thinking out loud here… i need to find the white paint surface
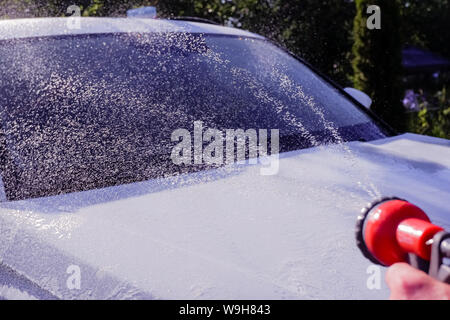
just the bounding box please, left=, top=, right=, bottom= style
left=0, top=17, right=264, bottom=41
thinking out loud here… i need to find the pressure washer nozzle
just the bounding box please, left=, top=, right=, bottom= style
left=355, top=197, right=444, bottom=266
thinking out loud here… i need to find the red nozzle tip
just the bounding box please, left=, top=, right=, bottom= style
left=396, top=218, right=444, bottom=261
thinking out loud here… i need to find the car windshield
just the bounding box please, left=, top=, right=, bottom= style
left=0, top=32, right=387, bottom=200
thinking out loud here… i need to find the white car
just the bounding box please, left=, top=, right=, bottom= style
left=0, top=16, right=448, bottom=300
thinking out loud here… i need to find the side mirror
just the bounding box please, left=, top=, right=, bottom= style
left=344, top=87, right=372, bottom=109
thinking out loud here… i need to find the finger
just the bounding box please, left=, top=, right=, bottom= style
left=386, top=262, right=431, bottom=300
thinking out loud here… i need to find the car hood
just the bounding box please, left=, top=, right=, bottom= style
left=0, top=133, right=449, bottom=299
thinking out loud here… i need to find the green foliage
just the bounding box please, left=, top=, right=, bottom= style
left=352, top=0, right=404, bottom=131
left=407, top=86, right=450, bottom=139
left=409, top=108, right=450, bottom=139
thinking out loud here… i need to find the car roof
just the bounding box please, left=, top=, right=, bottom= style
left=0, top=17, right=265, bottom=41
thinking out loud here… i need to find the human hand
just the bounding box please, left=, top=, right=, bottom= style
left=386, top=262, right=450, bottom=300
